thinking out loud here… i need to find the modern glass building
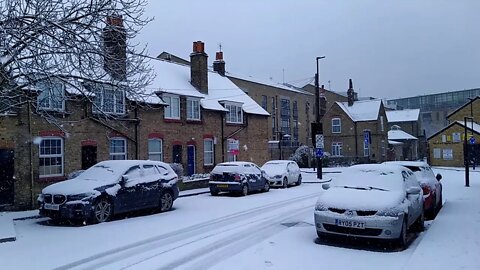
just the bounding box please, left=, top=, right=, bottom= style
left=387, top=88, right=480, bottom=137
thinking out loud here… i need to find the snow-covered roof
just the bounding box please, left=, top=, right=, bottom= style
left=455, top=120, right=480, bottom=133
left=227, top=73, right=313, bottom=96
left=150, top=60, right=269, bottom=116
left=388, top=140, right=403, bottom=145
left=388, top=129, right=418, bottom=140
left=386, top=109, right=420, bottom=123
left=336, top=99, right=382, bottom=121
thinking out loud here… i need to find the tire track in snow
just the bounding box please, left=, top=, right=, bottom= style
left=53, top=192, right=320, bottom=270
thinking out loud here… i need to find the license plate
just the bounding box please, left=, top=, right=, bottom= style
left=44, top=204, right=60, bottom=211
left=335, top=219, right=365, bottom=229
left=217, top=184, right=229, bottom=188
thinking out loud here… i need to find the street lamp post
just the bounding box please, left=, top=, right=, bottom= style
left=315, top=56, right=325, bottom=179
left=464, top=116, right=473, bottom=187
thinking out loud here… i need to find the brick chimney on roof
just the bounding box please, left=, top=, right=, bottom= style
left=103, top=15, right=126, bottom=81
left=213, top=51, right=226, bottom=76
left=347, top=79, right=355, bottom=106
left=190, top=41, right=208, bottom=94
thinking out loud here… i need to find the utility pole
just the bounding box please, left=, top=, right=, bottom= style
left=464, top=116, right=473, bottom=187
left=315, top=56, right=325, bottom=179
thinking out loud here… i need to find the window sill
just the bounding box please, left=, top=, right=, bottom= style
left=186, top=119, right=202, bottom=124
left=226, top=122, right=245, bottom=126
left=37, top=176, right=66, bottom=183
left=164, top=118, right=182, bottom=123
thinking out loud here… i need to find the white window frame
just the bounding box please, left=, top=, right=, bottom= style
left=364, top=140, right=370, bottom=157
left=381, top=139, right=386, bottom=156
left=39, top=137, right=64, bottom=177
left=164, top=94, right=180, bottom=120
left=187, top=97, right=201, bottom=121
left=37, top=81, right=65, bottom=112
left=433, top=148, right=441, bottom=159
left=224, top=102, right=243, bottom=124
left=92, top=85, right=125, bottom=115
left=204, top=138, right=214, bottom=166
left=452, top=132, right=461, bottom=143
left=148, top=139, right=163, bottom=161
left=332, top=118, right=341, bottom=133
left=442, top=148, right=453, bottom=160
left=332, top=142, right=342, bottom=157
left=380, top=116, right=385, bottom=132
left=109, top=137, right=127, bottom=160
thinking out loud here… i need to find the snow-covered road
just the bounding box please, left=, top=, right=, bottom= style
left=1, top=167, right=479, bottom=270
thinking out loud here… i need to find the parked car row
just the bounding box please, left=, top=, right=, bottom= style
left=208, top=160, right=302, bottom=196
left=314, top=162, right=442, bottom=248
left=38, top=159, right=303, bottom=224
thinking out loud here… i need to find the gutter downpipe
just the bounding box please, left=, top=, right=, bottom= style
left=28, top=100, right=34, bottom=208
left=221, top=112, right=225, bottom=162
left=134, top=106, right=139, bottom=159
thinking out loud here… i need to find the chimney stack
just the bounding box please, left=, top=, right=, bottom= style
left=190, top=41, right=208, bottom=93
left=347, top=79, right=355, bottom=106
left=213, top=51, right=226, bottom=76
left=103, top=15, right=126, bottom=81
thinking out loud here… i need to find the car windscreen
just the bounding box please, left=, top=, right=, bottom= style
left=261, top=163, right=286, bottom=174
left=76, top=164, right=124, bottom=182
left=333, top=169, right=404, bottom=191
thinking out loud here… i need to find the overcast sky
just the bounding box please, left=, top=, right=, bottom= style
left=137, top=0, right=479, bottom=100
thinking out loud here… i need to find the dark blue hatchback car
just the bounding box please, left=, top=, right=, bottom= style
left=38, top=160, right=179, bottom=224
left=208, top=162, right=270, bottom=196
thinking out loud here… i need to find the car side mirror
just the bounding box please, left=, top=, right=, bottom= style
left=120, top=175, right=129, bottom=185
left=407, top=186, right=421, bottom=195
left=436, top=174, right=442, bottom=181
left=322, top=183, right=330, bottom=190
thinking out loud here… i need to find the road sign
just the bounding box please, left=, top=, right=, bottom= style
left=316, top=148, right=324, bottom=158
left=469, top=136, right=476, bottom=144
left=315, top=134, right=324, bottom=149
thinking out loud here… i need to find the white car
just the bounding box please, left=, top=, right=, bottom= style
left=314, top=164, right=424, bottom=248
left=261, top=160, right=302, bottom=188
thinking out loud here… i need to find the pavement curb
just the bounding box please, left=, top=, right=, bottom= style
left=0, top=215, right=16, bottom=243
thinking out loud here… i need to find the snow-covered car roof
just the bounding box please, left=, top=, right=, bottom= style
left=42, top=160, right=176, bottom=195
left=262, top=160, right=294, bottom=165
left=383, top=161, right=437, bottom=187
left=211, top=162, right=258, bottom=174
left=318, top=164, right=409, bottom=211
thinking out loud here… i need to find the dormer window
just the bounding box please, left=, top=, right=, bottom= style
left=164, top=94, right=180, bottom=119
left=37, top=81, right=65, bottom=111
left=187, top=97, right=201, bottom=120
left=224, top=101, right=243, bottom=124
left=92, top=84, right=125, bottom=115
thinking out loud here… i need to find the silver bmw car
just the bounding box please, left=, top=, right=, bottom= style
left=314, top=164, right=424, bottom=247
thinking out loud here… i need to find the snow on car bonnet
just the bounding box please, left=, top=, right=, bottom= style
left=333, top=164, right=405, bottom=191
left=261, top=162, right=287, bottom=176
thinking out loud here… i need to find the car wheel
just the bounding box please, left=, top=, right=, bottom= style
left=283, top=177, right=288, bottom=189
left=160, top=190, right=174, bottom=212
left=437, top=192, right=443, bottom=212
left=93, top=198, right=112, bottom=223
left=296, top=175, right=302, bottom=186
left=263, top=181, right=270, bottom=192
left=210, top=189, right=219, bottom=196
left=241, top=184, right=249, bottom=196
left=396, top=218, right=408, bottom=248
left=413, top=210, right=425, bottom=232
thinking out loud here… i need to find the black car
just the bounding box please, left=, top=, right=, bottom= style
left=208, top=161, right=270, bottom=196
left=38, top=160, right=179, bottom=224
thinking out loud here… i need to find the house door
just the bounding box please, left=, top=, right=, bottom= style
left=81, top=145, right=97, bottom=170
left=173, top=145, right=182, bottom=164
left=0, top=149, right=14, bottom=205
left=187, top=145, right=196, bottom=176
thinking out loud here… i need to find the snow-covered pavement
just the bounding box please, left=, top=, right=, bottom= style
left=0, top=167, right=479, bottom=269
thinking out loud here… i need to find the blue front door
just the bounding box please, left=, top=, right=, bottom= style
left=187, top=145, right=196, bottom=176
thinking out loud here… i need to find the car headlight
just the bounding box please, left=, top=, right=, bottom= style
left=67, top=192, right=96, bottom=201
left=315, top=203, right=328, bottom=211
left=376, top=206, right=404, bottom=217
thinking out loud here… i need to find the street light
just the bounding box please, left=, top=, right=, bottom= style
left=315, top=56, right=325, bottom=179
left=464, top=116, right=474, bottom=187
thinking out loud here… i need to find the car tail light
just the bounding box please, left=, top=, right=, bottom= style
left=422, top=185, right=431, bottom=195
left=234, top=174, right=241, bottom=181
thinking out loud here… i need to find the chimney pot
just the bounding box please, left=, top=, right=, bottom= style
left=193, top=41, right=205, bottom=53
left=216, top=52, right=223, bottom=61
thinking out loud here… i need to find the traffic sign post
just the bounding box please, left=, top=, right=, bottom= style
left=316, top=148, right=324, bottom=158
left=469, top=136, right=475, bottom=145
